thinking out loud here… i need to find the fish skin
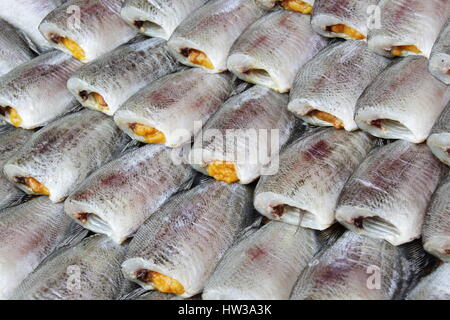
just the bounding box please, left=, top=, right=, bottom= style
left=422, top=175, right=450, bottom=262
left=167, top=0, right=267, bottom=73
left=4, top=110, right=130, bottom=203
left=254, top=128, right=375, bottom=230
left=0, top=51, right=83, bottom=129
left=336, top=140, right=446, bottom=246
left=368, top=0, right=450, bottom=58
left=355, top=56, right=449, bottom=143
left=0, top=197, right=87, bottom=299
left=0, top=20, right=35, bottom=76
left=311, top=0, right=379, bottom=40
left=39, top=0, right=137, bottom=63
left=289, top=40, right=390, bottom=131
left=202, top=221, right=322, bottom=300
left=121, top=180, right=254, bottom=298
left=227, top=10, right=328, bottom=93
left=429, top=22, right=450, bottom=85
left=114, top=68, right=233, bottom=147
left=67, top=38, right=180, bottom=116
left=427, top=103, right=450, bottom=166
left=406, top=263, right=450, bottom=300
left=121, top=0, right=208, bottom=40
left=189, top=85, right=299, bottom=185
left=65, top=144, right=195, bottom=244
left=11, top=235, right=127, bottom=300
left=0, top=0, right=66, bottom=53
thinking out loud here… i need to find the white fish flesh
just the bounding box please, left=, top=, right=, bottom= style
left=406, top=263, right=450, bottom=300
left=427, top=103, right=450, bottom=166
left=256, top=0, right=315, bottom=15
left=429, top=22, right=450, bottom=85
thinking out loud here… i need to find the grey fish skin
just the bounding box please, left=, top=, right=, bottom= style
left=114, top=69, right=233, bottom=148
left=39, top=0, right=137, bottom=63
left=0, top=51, right=83, bottom=129
left=0, top=20, right=35, bottom=76
left=368, top=0, right=450, bottom=58
left=189, top=85, right=298, bottom=185
left=0, top=0, right=66, bottom=53
left=0, top=197, right=86, bottom=299
left=227, top=10, right=328, bottom=93
left=3, top=110, right=130, bottom=203
left=336, top=140, right=446, bottom=246
left=427, top=103, right=450, bottom=166
left=429, top=22, right=450, bottom=85
left=67, top=38, right=180, bottom=116
left=167, top=0, right=267, bottom=73
left=355, top=56, right=448, bottom=143
left=0, top=127, right=33, bottom=210
left=289, top=40, right=390, bottom=131
left=121, top=180, right=254, bottom=298
left=202, top=221, right=321, bottom=300
left=311, top=0, right=379, bottom=40
left=65, top=144, right=195, bottom=244
left=406, top=263, right=450, bottom=300
left=121, top=0, right=208, bottom=40
left=422, top=175, right=450, bottom=262
left=12, top=235, right=127, bottom=300
left=254, top=129, right=375, bottom=230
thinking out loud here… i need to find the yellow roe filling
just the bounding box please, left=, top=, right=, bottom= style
left=186, top=49, right=214, bottom=69
left=20, top=177, right=50, bottom=195
left=49, top=33, right=86, bottom=61
left=129, top=123, right=166, bottom=144
left=326, top=24, right=366, bottom=40
left=92, top=92, right=109, bottom=111
left=281, top=0, right=313, bottom=14
left=207, top=161, right=239, bottom=184
left=149, top=271, right=185, bottom=295
left=307, top=110, right=344, bottom=130
left=390, top=45, right=421, bottom=56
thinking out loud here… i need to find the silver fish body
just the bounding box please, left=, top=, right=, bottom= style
left=355, top=56, right=449, bottom=143
left=121, top=180, right=254, bottom=298
left=121, top=0, right=208, bottom=40
left=227, top=10, right=328, bottom=93
left=427, top=103, right=450, bottom=166
left=422, top=175, right=450, bottom=262
left=39, top=0, right=137, bottom=62
left=368, top=0, right=450, bottom=58
left=67, top=38, right=180, bottom=116
left=4, top=110, right=130, bottom=203
left=336, top=140, right=446, bottom=246
left=114, top=68, right=233, bottom=147
left=0, top=51, right=83, bottom=129
left=254, top=129, right=375, bottom=230
left=189, top=85, right=298, bottom=185
left=429, top=22, right=450, bottom=85
left=289, top=40, right=390, bottom=131
left=0, top=197, right=86, bottom=299
left=406, top=263, right=450, bottom=300
left=167, top=0, right=266, bottom=73
left=65, top=144, right=194, bottom=244
left=12, top=235, right=127, bottom=300
left=202, top=221, right=321, bottom=300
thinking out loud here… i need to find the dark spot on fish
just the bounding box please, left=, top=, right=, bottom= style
left=0, top=106, right=6, bottom=116
left=353, top=217, right=364, bottom=229
left=79, top=90, right=89, bottom=101
left=252, top=35, right=269, bottom=48
left=128, top=123, right=137, bottom=131
left=447, top=149, right=450, bottom=157
left=270, top=204, right=285, bottom=217
left=133, top=20, right=144, bottom=29
left=74, top=212, right=91, bottom=224
left=445, top=249, right=450, bottom=255
left=180, top=48, right=190, bottom=58
left=14, top=176, right=27, bottom=186
left=315, top=259, right=353, bottom=283
left=100, top=172, right=127, bottom=187
left=136, top=269, right=150, bottom=283
left=304, top=140, right=330, bottom=161
left=48, top=33, right=62, bottom=44
left=371, top=119, right=383, bottom=129
left=247, top=246, right=266, bottom=260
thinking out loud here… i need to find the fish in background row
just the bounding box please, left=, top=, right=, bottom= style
left=427, top=103, right=450, bottom=166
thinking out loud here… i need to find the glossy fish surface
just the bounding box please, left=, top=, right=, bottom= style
left=429, top=22, right=450, bottom=85
left=427, top=103, right=450, bottom=166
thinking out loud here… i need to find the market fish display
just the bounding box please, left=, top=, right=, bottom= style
left=355, top=56, right=448, bottom=143
left=256, top=0, right=315, bottom=14
left=67, top=38, right=180, bottom=116
left=422, top=175, right=450, bottom=262
left=254, top=129, right=375, bottom=230
left=336, top=140, right=445, bottom=246
left=288, top=41, right=390, bottom=131
left=0, top=197, right=86, bottom=299
left=167, top=0, right=266, bottom=73
left=0, top=0, right=65, bottom=52
left=114, top=68, right=233, bottom=147
left=227, top=10, right=328, bottom=93
left=189, top=85, right=298, bottom=185
left=12, top=235, right=127, bottom=300
left=0, top=20, right=35, bottom=76
left=427, top=103, right=450, bottom=166
left=65, top=145, right=194, bottom=244
left=429, top=22, right=450, bottom=85
left=368, top=0, right=450, bottom=58
left=4, top=110, right=130, bottom=203
left=0, top=51, right=83, bottom=129
left=39, top=0, right=137, bottom=62
left=122, top=180, right=254, bottom=298
left=406, top=263, right=450, bottom=300
left=121, top=0, right=208, bottom=40
left=202, top=221, right=321, bottom=300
